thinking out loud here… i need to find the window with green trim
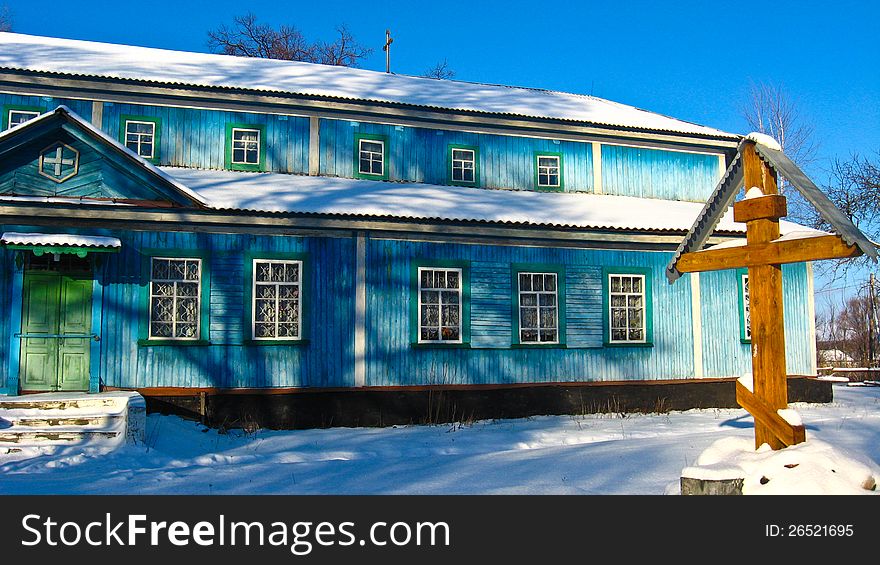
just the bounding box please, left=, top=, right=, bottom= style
left=3, top=105, right=44, bottom=130
left=535, top=153, right=563, bottom=190
left=353, top=133, right=389, bottom=180
left=417, top=267, right=463, bottom=343
left=120, top=115, right=161, bottom=162
left=251, top=259, right=303, bottom=340
left=603, top=269, right=653, bottom=345
left=225, top=124, right=266, bottom=171
left=738, top=269, right=751, bottom=343
left=448, top=145, right=479, bottom=186
left=149, top=257, right=203, bottom=340
left=516, top=272, right=560, bottom=343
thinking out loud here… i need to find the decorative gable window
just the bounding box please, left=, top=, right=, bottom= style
left=252, top=259, right=302, bottom=340
left=738, top=270, right=751, bottom=343
left=604, top=268, right=653, bottom=345
left=123, top=118, right=158, bottom=160
left=38, top=143, right=79, bottom=183
left=225, top=124, right=266, bottom=171
left=449, top=145, right=479, bottom=186
left=417, top=267, right=463, bottom=343
left=149, top=257, right=202, bottom=340
left=7, top=109, right=40, bottom=129
left=353, top=134, right=389, bottom=180
left=517, top=272, right=559, bottom=343
left=535, top=153, right=563, bottom=190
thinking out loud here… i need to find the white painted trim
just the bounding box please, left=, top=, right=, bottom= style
left=124, top=119, right=157, bottom=159
left=357, top=138, right=385, bottom=176
left=91, top=100, right=103, bottom=128
left=717, top=153, right=727, bottom=180
left=516, top=271, right=560, bottom=344
left=535, top=155, right=561, bottom=189
left=592, top=142, right=603, bottom=194
left=308, top=116, right=320, bottom=176
left=417, top=266, right=464, bottom=344
left=354, top=233, right=366, bottom=387
left=691, top=272, right=703, bottom=379
left=250, top=258, right=302, bottom=341
left=806, top=262, right=818, bottom=376
left=607, top=273, right=647, bottom=344
left=148, top=257, right=202, bottom=341
left=230, top=127, right=261, bottom=165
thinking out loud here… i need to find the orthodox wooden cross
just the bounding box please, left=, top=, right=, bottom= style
left=668, top=137, right=877, bottom=450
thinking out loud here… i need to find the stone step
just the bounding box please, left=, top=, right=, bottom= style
left=0, top=429, right=122, bottom=445
left=6, top=414, right=120, bottom=428
left=0, top=397, right=119, bottom=412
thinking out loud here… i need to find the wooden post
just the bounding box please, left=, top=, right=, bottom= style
left=742, top=142, right=787, bottom=450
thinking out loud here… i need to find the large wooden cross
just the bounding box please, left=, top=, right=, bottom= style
left=675, top=140, right=864, bottom=450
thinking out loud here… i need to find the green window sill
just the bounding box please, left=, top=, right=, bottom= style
left=138, top=339, right=212, bottom=347
left=243, top=339, right=310, bottom=346
left=741, top=339, right=752, bottom=345
left=512, top=343, right=568, bottom=349
left=411, top=342, right=471, bottom=349
left=229, top=163, right=264, bottom=172
left=603, top=342, right=654, bottom=348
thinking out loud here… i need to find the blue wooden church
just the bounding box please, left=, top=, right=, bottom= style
left=0, top=32, right=826, bottom=427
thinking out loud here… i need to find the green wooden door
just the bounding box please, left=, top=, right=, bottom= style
left=19, top=272, right=92, bottom=392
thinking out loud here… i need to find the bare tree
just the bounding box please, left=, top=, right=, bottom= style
left=0, top=6, right=12, bottom=32
left=207, top=14, right=372, bottom=67
left=741, top=81, right=818, bottom=172
left=423, top=59, right=455, bottom=80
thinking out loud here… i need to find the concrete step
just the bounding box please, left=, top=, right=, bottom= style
left=8, top=414, right=120, bottom=428
left=0, top=429, right=123, bottom=445
left=0, top=397, right=119, bottom=412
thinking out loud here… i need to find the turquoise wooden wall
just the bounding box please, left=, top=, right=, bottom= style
left=0, top=224, right=816, bottom=391
left=698, top=262, right=814, bottom=378
left=96, top=230, right=355, bottom=389
left=99, top=102, right=310, bottom=173
left=601, top=145, right=722, bottom=202
left=0, top=248, right=9, bottom=391
left=0, top=93, right=92, bottom=123
left=319, top=118, right=595, bottom=192
left=364, top=239, right=700, bottom=386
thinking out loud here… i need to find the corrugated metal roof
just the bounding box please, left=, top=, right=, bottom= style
left=0, top=32, right=737, bottom=139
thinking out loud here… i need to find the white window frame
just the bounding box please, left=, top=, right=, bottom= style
left=148, top=257, right=202, bottom=341
left=231, top=127, right=261, bottom=165
left=417, top=266, right=463, bottom=344
left=608, top=273, right=647, bottom=344
left=517, top=272, right=559, bottom=344
left=536, top=154, right=561, bottom=188
left=358, top=138, right=385, bottom=176
left=451, top=148, right=476, bottom=184
left=741, top=272, right=751, bottom=341
left=251, top=259, right=303, bottom=341
left=125, top=120, right=156, bottom=159
left=7, top=109, right=40, bottom=129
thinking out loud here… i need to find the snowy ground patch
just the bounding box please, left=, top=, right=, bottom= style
left=1, top=386, right=879, bottom=495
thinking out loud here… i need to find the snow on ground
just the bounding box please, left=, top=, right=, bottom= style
left=1, top=386, right=879, bottom=495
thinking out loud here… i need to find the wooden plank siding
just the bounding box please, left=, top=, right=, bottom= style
left=97, top=101, right=310, bottom=173
left=0, top=93, right=93, bottom=123
left=0, top=224, right=816, bottom=391
left=319, top=118, right=594, bottom=192
left=697, top=262, right=814, bottom=379
left=601, top=145, right=721, bottom=202
left=0, top=248, right=9, bottom=391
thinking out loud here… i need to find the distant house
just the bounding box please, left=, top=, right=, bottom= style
left=817, top=348, right=856, bottom=368
left=0, top=32, right=823, bottom=427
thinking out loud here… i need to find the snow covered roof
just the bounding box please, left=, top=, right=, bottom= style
left=1, top=232, right=122, bottom=249
left=0, top=32, right=736, bottom=139
left=163, top=167, right=809, bottom=235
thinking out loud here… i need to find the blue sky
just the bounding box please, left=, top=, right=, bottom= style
left=3, top=0, right=879, bottom=300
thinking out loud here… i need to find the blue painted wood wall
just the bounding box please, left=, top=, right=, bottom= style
left=99, top=102, right=310, bottom=174
left=0, top=93, right=93, bottom=123
left=601, top=145, right=722, bottom=202
left=0, top=224, right=816, bottom=391
left=698, top=263, right=814, bottom=378
left=0, top=248, right=9, bottom=391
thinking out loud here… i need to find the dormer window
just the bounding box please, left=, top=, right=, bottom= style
left=535, top=153, right=563, bottom=190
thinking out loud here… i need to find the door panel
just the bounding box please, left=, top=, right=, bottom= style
left=20, top=274, right=60, bottom=392
left=57, top=276, right=92, bottom=391
left=19, top=272, right=92, bottom=392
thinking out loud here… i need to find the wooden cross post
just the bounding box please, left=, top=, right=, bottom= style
left=676, top=140, right=865, bottom=450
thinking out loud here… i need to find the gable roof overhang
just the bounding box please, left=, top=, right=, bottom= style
left=666, top=137, right=878, bottom=282
left=0, top=105, right=208, bottom=208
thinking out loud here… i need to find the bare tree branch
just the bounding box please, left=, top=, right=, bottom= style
left=0, top=5, right=12, bottom=32
left=207, top=15, right=371, bottom=67
left=423, top=59, right=455, bottom=80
